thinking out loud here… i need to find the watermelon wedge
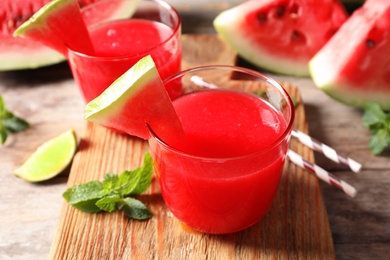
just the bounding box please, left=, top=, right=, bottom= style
left=213, top=0, right=348, bottom=76
left=309, top=0, right=390, bottom=110
left=0, top=34, right=64, bottom=71
left=85, top=55, right=183, bottom=142
left=1, top=0, right=131, bottom=71
left=0, top=0, right=67, bottom=70
left=13, top=0, right=94, bottom=57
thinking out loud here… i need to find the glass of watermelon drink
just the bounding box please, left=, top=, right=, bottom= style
left=68, top=0, right=181, bottom=102
left=148, top=66, right=295, bottom=234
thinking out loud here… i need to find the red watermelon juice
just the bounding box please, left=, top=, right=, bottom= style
left=148, top=66, right=295, bottom=234
left=68, top=0, right=181, bottom=102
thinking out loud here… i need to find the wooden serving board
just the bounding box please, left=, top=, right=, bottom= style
left=50, top=35, right=335, bottom=259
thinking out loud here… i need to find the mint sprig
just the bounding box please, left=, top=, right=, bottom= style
left=363, top=103, right=390, bottom=155
left=0, top=95, right=29, bottom=144
left=63, top=153, right=153, bottom=220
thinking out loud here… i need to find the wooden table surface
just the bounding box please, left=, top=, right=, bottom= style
left=1, top=1, right=389, bottom=259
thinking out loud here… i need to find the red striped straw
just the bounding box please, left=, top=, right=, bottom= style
left=292, top=130, right=362, bottom=173
left=287, top=150, right=357, bottom=198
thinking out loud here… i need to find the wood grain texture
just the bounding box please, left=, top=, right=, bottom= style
left=49, top=35, right=335, bottom=259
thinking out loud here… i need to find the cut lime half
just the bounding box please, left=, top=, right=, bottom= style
left=13, top=129, right=78, bottom=182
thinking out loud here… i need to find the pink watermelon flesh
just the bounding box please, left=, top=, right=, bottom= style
left=0, top=0, right=99, bottom=70
left=84, top=55, right=184, bottom=143
left=214, top=0, right=348, bottom=76
left=13, top=0, right=94, bottom=58
left=309, top=0, right=390, bottom=110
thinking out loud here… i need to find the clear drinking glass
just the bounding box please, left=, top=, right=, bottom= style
left=68, top=0, right=182, bottom=102
left=148, top=66, right=295, bottom=234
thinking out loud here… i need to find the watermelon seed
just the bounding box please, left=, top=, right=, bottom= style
left=366, top=39, right=375, bottom=48
left=291, top=30, right=306, bottom=44
left=366, top=26, right=385, bottom=49
left=274, top=6, right=286, bottom=18
left=257, top=13, right=267, bottom=23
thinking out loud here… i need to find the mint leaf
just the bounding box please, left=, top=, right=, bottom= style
left=369, top=128, right=390, bottom=155
left=0, top=123, right=8, bottom=145
left=63, top=181, right=105, bottom=213
left=0, top=95, right=5, bottom=114
left=119, top=153, right=153, bottom=196
left=363, top=103, right=390, bottom=155
left=2, top=116, right=29, bottom=133
left=363, top=103, right=388, bottom=129
left=119, top=197, right=152, bottom=220
left=102, top=173, right=120, bottom=194
left=132, top=153, right=153, bottom=194
left=96, top=194, right=121, bottom=212
left=0, top=95, right=29, bottom=144
left=116, top=169, right=141, bottom=196
left=62, top=153, right=153, bottom=220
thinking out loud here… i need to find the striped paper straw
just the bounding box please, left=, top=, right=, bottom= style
left=292, top=130, right=362, bottom=173
left=287, top=149, right=357, bottom=198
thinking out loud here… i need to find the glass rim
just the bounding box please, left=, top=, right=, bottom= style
left=149, top=65, right=296, bottom=162
left=68, top=0, right=181, bottom=60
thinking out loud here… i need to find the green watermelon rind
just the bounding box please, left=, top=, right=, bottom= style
left=0, top=46, right=65, bottom=70
left=213, top=6, right=310, bottom=77
left=310, top=76, right=390, bottom=110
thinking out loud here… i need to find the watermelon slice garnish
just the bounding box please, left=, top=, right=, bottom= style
left=13, top=0, right=94, bottom=57
left=1, top=0, right=131, bottom=71
left=213, top=0, right=348, bottom=76
left=309, top=0, right=390, bottom=110
left=84, top=55, right=184, bottom=142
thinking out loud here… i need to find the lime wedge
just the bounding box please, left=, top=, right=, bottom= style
left=13, top=129, right=78, bottom=182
